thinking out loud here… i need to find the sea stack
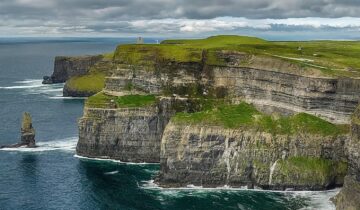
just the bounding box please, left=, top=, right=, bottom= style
left=20, top=112, right=36, bottom=148
left=0, top=112, right=36, bottom=149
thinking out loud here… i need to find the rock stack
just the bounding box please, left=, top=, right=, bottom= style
left=0, top=112, right=36, bottom=148
left=20, top=112, right=36, bottom=148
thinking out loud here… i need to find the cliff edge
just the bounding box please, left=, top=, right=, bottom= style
left=333, top=106, right=360, bottom=210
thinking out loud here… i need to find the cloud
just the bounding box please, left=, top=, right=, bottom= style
left=0, top=0, right=360, bottom=37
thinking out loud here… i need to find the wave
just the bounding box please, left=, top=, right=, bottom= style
left=141, top=181, right=338, bottom=210
left=0, top=79, right=64, bottom=96
left=0, top=79, right=44, bottom=89
left=49, top=96, right=87, bottom=100
left=104, top=170, right=119, bottom=175
left=0, top=137, right=77, bottom=152
left=14, top=79, right=43, bottom=84
left=74, top=154, right=159, bottom=165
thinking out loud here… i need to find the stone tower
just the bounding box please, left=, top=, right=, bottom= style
left=136, top=37, right=144, bottom=44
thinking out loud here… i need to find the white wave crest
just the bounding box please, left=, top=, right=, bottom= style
left=104, top=170, right=119, bottom=175
left=0, top=79, right=44, bottom=89
left=0, top=79, right=64, bottom=96
left=74, top=154, right=159, bottom=165
left=141, top=181, right=338, bottom=210
left=48, top=96, right=87, bottom=100
left=0, top=137, right=77, bottom=152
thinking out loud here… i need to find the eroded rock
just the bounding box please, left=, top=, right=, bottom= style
left=0, top=112, right=36, bottom=148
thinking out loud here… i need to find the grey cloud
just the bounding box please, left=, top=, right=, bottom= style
left=1, top=0, right=360, bottom=20
left=0, top=0, right=360, bottom=36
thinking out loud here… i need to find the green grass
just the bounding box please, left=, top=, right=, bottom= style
left=116, top=94, right=156, bottom=108
left=85, top=92, right=117, bottom=108
left=113, top=35, right=360, bottom=77
left=277, top=157, right=348, bottom=185
left=114, top=44, right=202, bottom=69
left=85, top=93, right=156, bottom=108
left=66, top=72, right=105, bottom=93
left=102, top=52, right=114, bottom=60
left=173, top=102, right=348, bottom=136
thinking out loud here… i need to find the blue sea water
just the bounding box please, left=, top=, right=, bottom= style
left=0, top=38, right=338, bottom=210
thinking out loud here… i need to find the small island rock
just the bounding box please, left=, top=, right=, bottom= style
left=0, top=112, right=36, bottom=148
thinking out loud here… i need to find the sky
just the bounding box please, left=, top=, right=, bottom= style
left=1, top=0, right=360, bottom=40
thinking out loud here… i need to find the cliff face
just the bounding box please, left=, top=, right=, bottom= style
left=105, top=51, right=360, bottom=124
left=76, top=99, right=172, bottom=163
left=211, top=64, right=360, bottom=124
left=75, top=36, right=360, bottom=192
left=158, top=122, right=348, bottom=190
left=333, top=106, right=360, bottom=210
left=43, top=55, right=103, bottom=84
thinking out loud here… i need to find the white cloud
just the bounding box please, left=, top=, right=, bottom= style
left=1, top=16, right=360, bottom=37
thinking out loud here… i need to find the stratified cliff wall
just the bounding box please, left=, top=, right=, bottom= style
left=157, top=122, right=348, bottom=190
left=333, top=106, right=360, bottom=210
left=77, top=106, right=164, bottom=163
left=76, top=97, right=176, bottom=163
left=43, top=55, right=103, bottom=84
left=104, top=51, right=360, bottom=124
left=212, top=65, right=360, bottom=124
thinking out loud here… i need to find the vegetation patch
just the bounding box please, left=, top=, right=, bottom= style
left=113, top=35, right=360, bottom=77
left=277, top=157, right=348, bottom=185
left=116, top=94, right=156, bottom=108
left=86, top=93, right=156, bottom=108
left=66, top=72, right=106, bottom=94
left=172, top=102, right=348, bottom=136
left=85, top=92, right=117, bottom=108
left=102, top=52, right=114, bottom=60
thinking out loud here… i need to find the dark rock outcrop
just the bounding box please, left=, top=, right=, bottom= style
left=1, top=112, right=36, bottom=148
left=157, top=122, right=348, bottom=190
left=42, top=55, right=102, bottom=84
left=333, top=106, right=360, bottom=210
left=63, top=83, right=95, bottom=97
left=76, top=99, right=172, bottom=163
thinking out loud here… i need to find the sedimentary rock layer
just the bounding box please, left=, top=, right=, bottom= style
left=158, top=122, right=348, bottom=190
left=212, top=66, right=360, bottom=124
left=105, top=60, right=360, bottom=124
left=43, top=55, right=102, bottom=84
left=77, top=101, right=171, bottom=163
left=333, top=106, right=360, bottom=210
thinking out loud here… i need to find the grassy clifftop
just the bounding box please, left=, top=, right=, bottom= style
left=85, top=92, right=156, bottom=108
left=114, top=35, right=360, bottom=77
left=64, top=53, right=114, bottom=95
left=173, top=102, right=349, bottom=136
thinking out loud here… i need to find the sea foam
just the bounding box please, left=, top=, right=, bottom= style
left=74, top=154, right=159, bottom=165
left=0, top=137, right=77, bottom=152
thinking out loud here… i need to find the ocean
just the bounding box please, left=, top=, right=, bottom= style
left=0, top=38, right=338, bottom=210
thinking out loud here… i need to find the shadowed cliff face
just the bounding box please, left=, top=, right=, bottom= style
left=43, top=55, right=103, bottom=84
left=333, top=106, right=360, bottom=210
left=76, top=98, right=174, bottom=163
left=157, top=122, right=348, bottom=190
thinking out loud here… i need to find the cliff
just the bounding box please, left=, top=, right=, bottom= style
left=43, top=54, right=114, bottom=97
left=75, top=35, right=360, bottom=192
left=108, top=38, right=360, bottom=124
left=43, top=55, right=103, bottom=84
left=333, top=106, right=360, bottom=210
left=157, top=103, right=348, bottom=190
left=76, top=94, right=171, bottom=162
